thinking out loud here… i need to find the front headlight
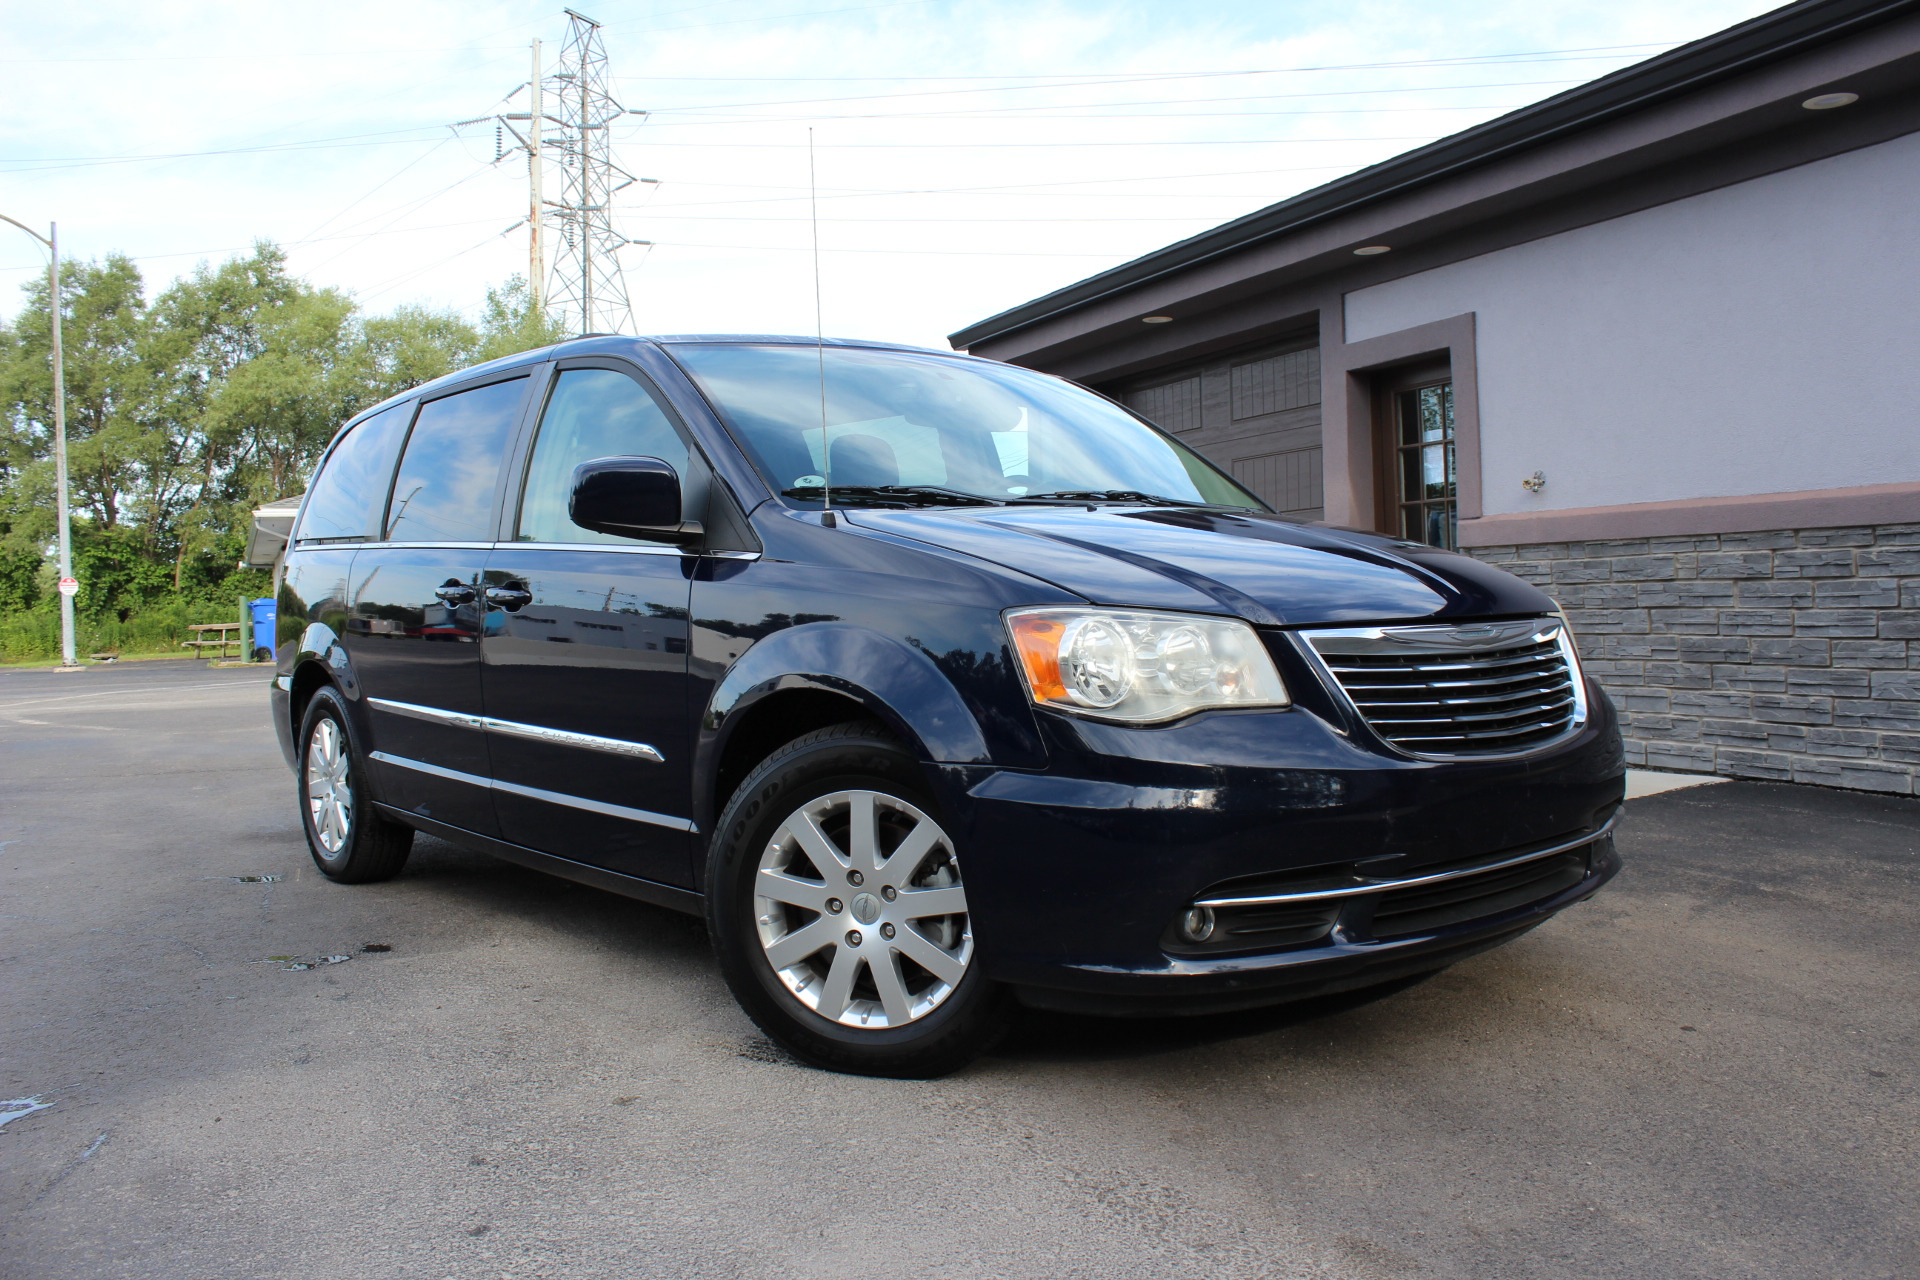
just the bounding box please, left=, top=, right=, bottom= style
left=1006, top=607, right=1290, bottom=723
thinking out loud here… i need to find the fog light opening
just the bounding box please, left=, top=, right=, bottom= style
left=1178, top=905, right=1217, bottom=943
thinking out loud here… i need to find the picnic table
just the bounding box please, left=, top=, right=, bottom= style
left=182, top=622, right=244, bottom=660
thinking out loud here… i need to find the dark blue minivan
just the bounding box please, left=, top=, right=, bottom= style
left=271, top=334, right=1623, bottom=1076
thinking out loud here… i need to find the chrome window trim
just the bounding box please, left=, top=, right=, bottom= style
left=369, top=751, right=696, bottom=833
left=325, top=538, right=756, bottom=560
left=1295, top=617, right=1588, bottom=762
left=367, top=697, right=664, bottom=762
left=344, top=541, right=497, bottom=551
left=1194, top=811, right=1618, bottom=909
left=497, top=539, right=687, bottom=557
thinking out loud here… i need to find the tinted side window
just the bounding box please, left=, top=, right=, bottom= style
left=385, top=377, right=528, bottom=542
left=516, top=367, right=691, bottom=545
left=296, top=403, right=411, bottom=542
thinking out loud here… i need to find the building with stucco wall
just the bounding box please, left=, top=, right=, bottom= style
left=951, top=0, right=1920, bottom=793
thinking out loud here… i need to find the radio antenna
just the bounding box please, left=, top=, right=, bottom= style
left=810, top=127, right=830, bottom=514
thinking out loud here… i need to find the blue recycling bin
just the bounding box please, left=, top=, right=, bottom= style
left=248, top=597, right=277, bottom=662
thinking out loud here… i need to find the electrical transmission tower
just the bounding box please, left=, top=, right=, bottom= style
left=498, top=10, right=652, bottom=336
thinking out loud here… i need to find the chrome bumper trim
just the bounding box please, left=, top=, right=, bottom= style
left=1195, top=811, right=1619, bottom=909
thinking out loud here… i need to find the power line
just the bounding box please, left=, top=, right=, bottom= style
left=632, top=0, right=931, bottom=34
left=296, top=164, right=507, bottom=276
left=612, top=43, right=1678, bottom=82
left=0, top=215, right=525, bottom=277
left=633, top=103, right=1531, bottom=126
left=609, top=135, right=1448, bottom=149
left=355, top=226, right=523, bottom=304
left=1, top=127, right=473, bottom=173
left=643, top=241, right=1124, bottom=258
left=290, top=137, right=459, bottom=246
left=639, top=75, right=1592, bottom=115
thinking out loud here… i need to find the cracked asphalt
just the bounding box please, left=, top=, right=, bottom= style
left=1, top=658, right=1916, bottom=1279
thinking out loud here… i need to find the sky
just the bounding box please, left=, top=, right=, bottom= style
left=1, top=0, right=1784, bottom=351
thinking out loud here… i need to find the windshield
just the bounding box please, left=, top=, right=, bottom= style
left=668, top=343, right=1265, bottom=510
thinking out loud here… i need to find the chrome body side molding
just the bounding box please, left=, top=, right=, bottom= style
left=367, top=697, right=664, bottom=762
left=369, top=751, right=697, bottom=833
left=481, top=716, right=666, bottom=762
left=368, top=697, right=484, bottom=731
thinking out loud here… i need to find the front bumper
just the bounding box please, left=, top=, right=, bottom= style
left=936, top=679, right=1625, bottom=1015
left=1004, top=835, right=1617, bottom=1016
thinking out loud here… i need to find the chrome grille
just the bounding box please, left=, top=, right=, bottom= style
left=1304, top=619, right=1584, bottom=758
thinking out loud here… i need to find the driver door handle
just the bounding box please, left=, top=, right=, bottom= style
left=433, top=582, right=476, bottom=604
left=485, top=585, right=533, bottom=611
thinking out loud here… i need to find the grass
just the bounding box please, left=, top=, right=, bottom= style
left=0, top=650, right=218, bottom=671
left=0, top=600, right=262, bottom=666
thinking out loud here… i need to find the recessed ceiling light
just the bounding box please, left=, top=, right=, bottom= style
left=1802, top=91, right=1859, bottom=110
left=1142, top=315, right=1173, bottom=324
left=1353, top=245, right=1392, bottom=256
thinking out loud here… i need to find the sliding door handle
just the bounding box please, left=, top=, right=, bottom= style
left=485, top=586, right=533, bottom=611
left=433, top=582, right=476, bottom=604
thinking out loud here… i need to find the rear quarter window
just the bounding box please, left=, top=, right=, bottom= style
left=385, top=377, right=528, bottom=542
left=296, top=403, right=413, bottom=542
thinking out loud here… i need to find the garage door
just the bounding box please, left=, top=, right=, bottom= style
left=1119, top=336, right=1322, bottom=521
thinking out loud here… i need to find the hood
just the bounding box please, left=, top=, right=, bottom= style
left=843, top=505, right=1554, bottom=627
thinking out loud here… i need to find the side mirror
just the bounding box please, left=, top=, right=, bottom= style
left=568, top=456, right=701, bottom=543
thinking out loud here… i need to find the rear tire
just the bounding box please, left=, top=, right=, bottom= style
left=706, top=720, right=1010, bottom=1078
left=297, top=684, right=413, bottom=884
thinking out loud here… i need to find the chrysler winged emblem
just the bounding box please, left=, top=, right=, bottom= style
left=1382, top=620, right=1551, bottom=649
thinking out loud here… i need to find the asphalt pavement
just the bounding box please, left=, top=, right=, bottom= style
left=1, top=658, right=1915, bottom=1280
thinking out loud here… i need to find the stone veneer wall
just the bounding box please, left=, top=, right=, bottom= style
left=1470, top=523, right=1920, bottom=795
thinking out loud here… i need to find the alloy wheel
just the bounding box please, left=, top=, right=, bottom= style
left=305, top=718, right=353, bottom=854
left=754, top=789, right=972, bottom=1029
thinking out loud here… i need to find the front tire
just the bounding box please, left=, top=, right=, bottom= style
left=297, top=685, right=413, bottom=883
left=706, top=721, right=1010, bottom=1078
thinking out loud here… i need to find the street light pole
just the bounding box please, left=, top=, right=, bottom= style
left=1, top=213, right=77, bottom=669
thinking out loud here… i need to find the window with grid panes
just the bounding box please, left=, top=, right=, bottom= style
left=1394, top=382, right=1455, bottom=549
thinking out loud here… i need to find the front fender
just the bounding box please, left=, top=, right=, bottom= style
left=706, top=622, right=991, bottom=758
left=695, top=622, right=1002, bottom=827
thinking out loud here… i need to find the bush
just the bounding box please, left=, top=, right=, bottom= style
left=0, top=588, right=272, bottom=663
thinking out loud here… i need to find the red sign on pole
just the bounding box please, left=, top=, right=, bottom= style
left=57, top=577, right=78, bottom=596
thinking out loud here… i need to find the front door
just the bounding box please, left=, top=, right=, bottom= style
left=347, top=374, right=532, bottom=835
left=481, top=360, right=698, bottom=886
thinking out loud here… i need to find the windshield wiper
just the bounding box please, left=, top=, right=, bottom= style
left=1012, top=489, right=1202, bottom=507
left=781, top=484, right=1003, bottom=508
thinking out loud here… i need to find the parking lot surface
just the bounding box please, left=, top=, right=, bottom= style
left=1, top=658, right=1915, bottom=1279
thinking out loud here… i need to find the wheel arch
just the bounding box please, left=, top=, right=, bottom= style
left=287, top=657, right=333, bottom=746
left=694, top=622, right=995, bottom=836
left=281, top=622, right=379, bottom=791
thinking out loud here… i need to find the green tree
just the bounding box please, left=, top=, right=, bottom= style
left=148, top=243, right=366, bottom=585
left=0, top=254, right=155, bottom=544
left=475, top=275, right=568, bottom=363
left=0, top=240, right=559, bottom=659
left=358, top=303, right=478, bottom=401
